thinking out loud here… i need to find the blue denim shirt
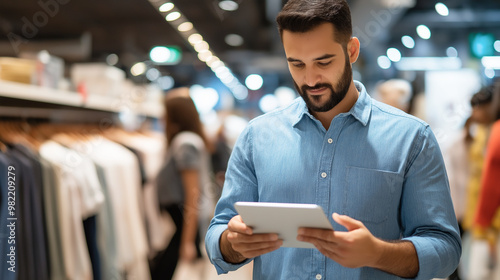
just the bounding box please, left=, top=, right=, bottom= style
left=205, top=81, right=461, bottom=280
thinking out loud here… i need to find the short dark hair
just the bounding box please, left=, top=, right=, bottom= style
left=276, top=0, right=352, bottom=46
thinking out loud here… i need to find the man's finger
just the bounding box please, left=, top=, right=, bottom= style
left=228, top=215, right=253, bottom=234
left=332, top=212, right=364, bottom=231
left=228, top=232, right=279, bottom=244
left=297, top=228, right=335, bottom=242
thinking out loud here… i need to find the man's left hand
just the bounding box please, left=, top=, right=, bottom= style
left=297, top=212, right=382, bottom=269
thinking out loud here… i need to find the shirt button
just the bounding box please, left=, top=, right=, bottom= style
left=321, top=172, right=327, bottom=178
left=316, top=274, right=322, bottom=280
left=327, top=138, right=333, bottom=144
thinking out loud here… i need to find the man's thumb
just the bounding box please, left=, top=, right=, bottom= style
left=332, top=212, right=363, bottom=231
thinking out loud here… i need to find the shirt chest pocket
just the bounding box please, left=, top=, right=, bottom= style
left=343, top=166, right=403, bottom=225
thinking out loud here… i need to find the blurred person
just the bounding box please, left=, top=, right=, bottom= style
left=444, top=87, right=496, bottom=280
left=463, top=87, right=498, bottom=232
left=210, top=121, right=232, bottom=199
left=474, top=80, right=500, bottom=279
left=374, top=79, right=413, bottom=113
left=205, top=0, right=461, bottom=279
left=150, top=88, right=214, bottom=280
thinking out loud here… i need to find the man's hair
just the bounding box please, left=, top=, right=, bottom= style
left=276, top=0, right=352, bottom=46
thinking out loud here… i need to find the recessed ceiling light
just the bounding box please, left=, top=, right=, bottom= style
left=219, top=0, right=239, bottom=11
left=387, top=48, right=401, bottom=62
left=435, top=3, right=449, bottom=16
left=225, top=34, right=244, bottom=47
left=416, top=25, right=431, bottom=40
left=446, top=47, right=458, bottom=58
left=165, top=11, right=181, bottom=21
left=188, top=33, right=203, bottom=45
left=494, top=40, right=500, bottom=53
left=377, top=55, right=391, bottom=69
left=401, top=35, right=415, bottom=49
left=131, top=62, right=147, bottom=76
left=177, top=22, right=193, bottom=32
left=159, top=3, right=174, bottom=12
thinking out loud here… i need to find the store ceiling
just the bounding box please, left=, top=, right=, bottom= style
left=0, top=0, right=499, bottom=87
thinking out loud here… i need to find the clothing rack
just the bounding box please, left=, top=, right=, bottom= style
left=0, top=80, right=164, bottom=122
left=0, top=106, right=119, bottom=123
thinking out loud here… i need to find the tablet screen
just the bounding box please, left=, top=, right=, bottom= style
left=234, top=201, right=333, bottom=248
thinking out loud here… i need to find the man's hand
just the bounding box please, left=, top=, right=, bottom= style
left=221, top=215, right=283, bottom=264
left=297, top=213, right=419, bottom=278
left=297, top=212, right=382, bottom=268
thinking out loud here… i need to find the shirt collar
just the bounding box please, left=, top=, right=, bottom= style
left=292, top=80, right=372, bottom=127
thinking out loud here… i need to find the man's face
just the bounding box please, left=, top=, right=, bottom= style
left=282, top=23, right=352, bottom=113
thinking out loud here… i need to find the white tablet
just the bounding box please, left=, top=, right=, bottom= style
left=234, top=201, right=333, bottom=248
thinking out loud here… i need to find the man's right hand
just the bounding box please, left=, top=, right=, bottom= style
left=220, top=215, right=283, bottom=264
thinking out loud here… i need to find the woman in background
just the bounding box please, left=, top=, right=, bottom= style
left=474, top=80, right=500, bottom=279
left=150, top=88, right=214, bottom=280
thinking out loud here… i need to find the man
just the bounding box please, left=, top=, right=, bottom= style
left=205, top=0, right=461, bottom=279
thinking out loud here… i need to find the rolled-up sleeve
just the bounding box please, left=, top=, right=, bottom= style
left=401, top=126, right=462, bottom=280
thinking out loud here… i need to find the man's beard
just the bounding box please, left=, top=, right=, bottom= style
left=294, top=57, right=352, bottom=113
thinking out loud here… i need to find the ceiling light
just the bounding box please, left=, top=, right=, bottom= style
left=446, top=47, right=458, bottom=58
left=387, top=48, right=401, bottom=62
left=177, top=22, right=193, bottom=32
left=485, top=68, right=495, bottom=79
left=190, top=85, right=220, bottom=114
left=146, top=68, right=161, bottom=81
left=220, top=74, right=235, bottom=85
left=197, top=50, right=213, bottom=62
left=150, top=46, right=171, bottom=63
left=159, top=2, right=174, bottom=12
left=259, top=94, right=279, bottom=113
left=495, top=40, right=500, bottom=53
left=106, top=53, right=119, bottom=66
left=377, top=55, right=391, bottom=69
left=225, top=34, right=244, bottom=47
left=401, top=35, right=415, bottom=49
left=188, top=33, right=203, bottom=45
left=245, top=74, right=263, bottom=91
left=210, top=60, right=225, bottom=70
left=481, top=56, right=500, bottom=69
left=232, top=85, right=249, bottom=100
left=274, top=86, right=296, bottom=107
left=206, top=56, right=220, bottom=67
left=416, top=25, right=431, bottom=40
left=219, top=0, right=239, bottom=11
left=395, top=57, right=462, bottom=71
left=166, top=11, right=181, bottom=21
left=435, top=3, right=449, bottom=16
left=157, top=76, right=175, bottom=90
left=131, top=62, right=147, bottom=76
left=194, top=41, right=210, bottom=52
left=215, top=66, right=230, bottom=78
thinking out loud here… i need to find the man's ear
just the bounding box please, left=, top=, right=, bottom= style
left=347, top=37, right=360, bottom=64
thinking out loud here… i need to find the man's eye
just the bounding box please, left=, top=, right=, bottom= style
left=318, top=61, right=332, bottom=66
left=292, top=63, right=305, bottom=68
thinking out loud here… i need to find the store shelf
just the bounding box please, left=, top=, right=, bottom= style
left=0, top=80, right=163, bottom=118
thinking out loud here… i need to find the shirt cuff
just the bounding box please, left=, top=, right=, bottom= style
left=205, top=224, right=253, bottom=274
left=403, top=236, right=459, bottom=280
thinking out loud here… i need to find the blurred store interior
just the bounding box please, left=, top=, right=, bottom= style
left=0, top=0, right=499, bottom=142
left=0, top=1, right=500, bottom=279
